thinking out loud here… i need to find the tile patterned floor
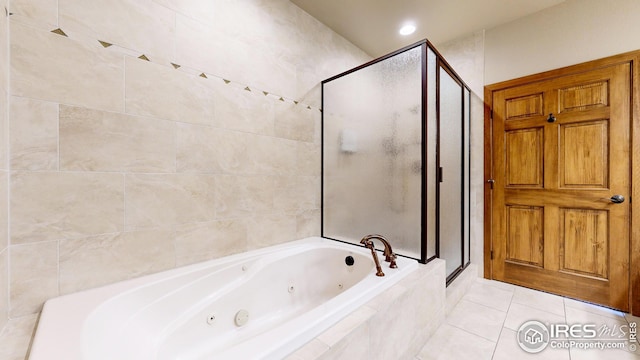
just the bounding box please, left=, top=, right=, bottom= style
left=417, top=278, right=640, bottom=360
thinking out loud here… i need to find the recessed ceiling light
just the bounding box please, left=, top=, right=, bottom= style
left=399, top=24, right=416, bottom=36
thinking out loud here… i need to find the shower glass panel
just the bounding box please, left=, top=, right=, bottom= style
left=426, top=48, right=437, bottom=260
left=439, top=66, right=463, bottom=277
left=322, top=45, right=423, bottom=259
left=463, top=88, right=471, bottom=266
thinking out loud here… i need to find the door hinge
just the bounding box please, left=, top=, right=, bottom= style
left=487, top=179, right=495, bottom=189
left=438, top=167, right=444, bottom=183
left=490, top=250, right=494, bottom=260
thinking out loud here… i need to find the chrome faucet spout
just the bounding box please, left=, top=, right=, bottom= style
left=359, top=234, right=398, bottom=276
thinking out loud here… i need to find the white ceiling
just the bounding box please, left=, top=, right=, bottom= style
left=291, top=0, right=566, bottom=57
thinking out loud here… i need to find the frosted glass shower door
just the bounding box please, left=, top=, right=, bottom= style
left=439, top=66, right=463, bottom=277
left=322, top=40, right=472, bottom=271
left=322, top=45, right=423, bottom=259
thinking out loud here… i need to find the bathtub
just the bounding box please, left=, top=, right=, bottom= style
left=29, top=237, right=418, bottom=360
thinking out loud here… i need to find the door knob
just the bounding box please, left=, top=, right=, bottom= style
left=609, top=195, right=625, bottom=204
left=547, top=113, right=556, bottom=123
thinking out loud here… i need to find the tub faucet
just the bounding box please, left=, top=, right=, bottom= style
left=359, top=234, right=398, bottom=277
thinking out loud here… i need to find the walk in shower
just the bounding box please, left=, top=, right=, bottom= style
left=322, top=40, right=471, bottom=282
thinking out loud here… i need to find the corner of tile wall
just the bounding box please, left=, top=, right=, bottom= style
left=0, top=313, right=39, bottom=360
left=445, top=263, right=479, bottom=316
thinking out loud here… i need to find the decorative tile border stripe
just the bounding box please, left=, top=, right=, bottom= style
left=42, top=24, right=322, bottom=113
left=50, top=28, right=67, bottom=37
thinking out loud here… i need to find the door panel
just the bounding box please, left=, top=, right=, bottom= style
left=506, top=205, right=544, bottom=267
left=491, top=63, right=630, bottom=311
left=559, top=208, right=608, bottom=279
left=558, top=81, right=608, bottom=113
left=559, top=121, right=608, bottom=188
left=506, top=93, right=544, bottom=119
left=505, top=128, right=544, bottom=187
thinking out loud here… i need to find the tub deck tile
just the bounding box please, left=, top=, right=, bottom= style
left=317, top=305, right=376, bottom=347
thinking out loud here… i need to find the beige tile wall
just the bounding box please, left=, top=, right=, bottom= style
left=1, top=0, right=371, bottom=356
left=0, top=0, right=9, bottom=333
left=10, top=97, right=58, bottom=170
left=11, top=22, right=126, bottom=112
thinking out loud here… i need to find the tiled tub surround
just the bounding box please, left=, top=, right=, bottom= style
left=30, top=238, right=431, bottom=360
left=286, top=258, right=445, bottom=360
left=1, top=0, right=372, bottom=357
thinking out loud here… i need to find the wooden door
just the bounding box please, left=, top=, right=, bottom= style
left=490, top=63, right=630, bottom=311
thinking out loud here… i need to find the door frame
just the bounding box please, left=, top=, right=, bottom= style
left=484, top=50, right=640, bottom=316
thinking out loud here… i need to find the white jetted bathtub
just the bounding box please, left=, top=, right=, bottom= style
left=30, top=237, right=418, bottom=360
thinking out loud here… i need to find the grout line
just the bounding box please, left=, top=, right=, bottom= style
left=445, top=321, right=499, bottom=346
left=122, top=55, right=126, bottom=115
left=566, top=297, right=573, bottom=360
left=172, top=227, right=177, bottom=269
left=56, top=240, right=60, bottom=297
left=56, top=104, right=59, bottom=170
left=5, top=0, right=11, bottom=326
left=122, top=173, right=126, bottom=241
left=173, top=115, right=178, bottom=174
left=172, top=7, right=177, bottom=70
left=56, top=101, right=61, bottom=298
left=490, top=290, right=514, bottom=360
